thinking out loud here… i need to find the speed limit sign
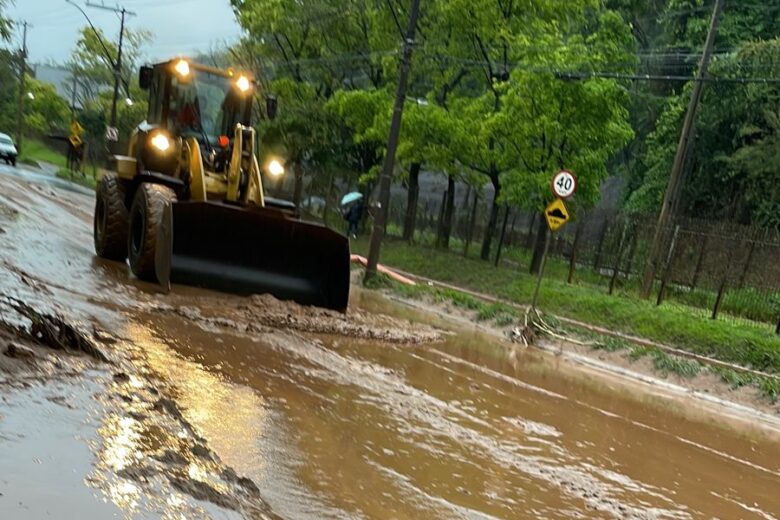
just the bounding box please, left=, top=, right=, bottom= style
left=551, top=170, right=577, bottom=199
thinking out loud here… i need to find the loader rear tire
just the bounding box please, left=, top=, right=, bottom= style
left=128, top=183, right=176, bottom=282
left=94, top=173, right=129, bottom=261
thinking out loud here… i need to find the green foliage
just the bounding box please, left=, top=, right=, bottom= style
left=594, top=337, right=630, bottom=352
left=0, top=48, right=18, bottom=132
left=24, top=76, right=69, bottom=134
left=67, top=26, right=150, bottom=152
left=622, top=17, right=780, bottom=228
left=650, top=350, right=702, bottom=378
left=19, top=140, right=67, bottom=168
left=56, top=168, right=97, bottom=190
left=0, top=0, right=10, bottom=41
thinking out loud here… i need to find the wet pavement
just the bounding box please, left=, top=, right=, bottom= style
left=1, top=163, right=779, bottom=519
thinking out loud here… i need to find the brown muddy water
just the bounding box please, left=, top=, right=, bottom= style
left=1, top=167, right=780, bottom=519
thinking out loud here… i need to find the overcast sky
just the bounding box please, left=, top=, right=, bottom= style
left=5, top=0, right=243, bottom=65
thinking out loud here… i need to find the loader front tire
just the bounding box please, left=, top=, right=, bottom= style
left=94, top=173, right=129, bottom=261
left=128, top=183, right=176, bottom=282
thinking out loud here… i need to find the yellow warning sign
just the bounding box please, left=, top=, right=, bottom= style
left=70, top=120, right=84, bottom=136
left=69, top=134, right=82, bottom=148
left=544, top=198, right=570, bottom=232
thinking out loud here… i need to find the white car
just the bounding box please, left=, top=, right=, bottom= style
left=0, top=133, right=17, bottom=166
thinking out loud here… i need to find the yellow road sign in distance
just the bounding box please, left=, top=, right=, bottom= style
left=544, top=198, right=570, bottom=232
left=70, top=121, right=84, bottom=136
left=69, top=134, right=82, bottom=148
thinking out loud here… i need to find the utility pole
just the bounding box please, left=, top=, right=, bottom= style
left=364, top=0, right=422, bottom=283
left=641, top=0, right=724, bottom=298
left=85, top=2, right=135, bottom=139
left=14, top=20, right=29, bottom=154
left=70, top=74, right=78, bottom=118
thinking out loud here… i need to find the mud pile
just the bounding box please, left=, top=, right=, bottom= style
left=148, top=292, right=443, bottom=345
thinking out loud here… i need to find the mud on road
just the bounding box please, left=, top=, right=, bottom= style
left=1, top=167, right=780, bottom=519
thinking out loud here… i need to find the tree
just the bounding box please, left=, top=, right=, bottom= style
left=622, top=2, right=780, bottom=228
left=430, top=0, right=613, bottom=260
left=494, top=10, right=635, bottom=272
left=626, top=38, right=780, bottom=228
left=23, top=76, right=69, bottom=135
left=0, top=0, right=10, bottom=42
left=67, top=26, right=150, bottom=158
left=230, top=0, right=401, bottom=207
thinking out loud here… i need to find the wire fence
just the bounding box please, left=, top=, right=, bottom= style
left=384, top=194, right=780, bottom=334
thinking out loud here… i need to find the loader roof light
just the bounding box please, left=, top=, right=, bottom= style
left=151, top=133, right=171, bottom=152
left=267, top=159, right=284, bottom=177
left=174, top=59, right=190, bottom=77
left=236, top=75, right=251, bottom=93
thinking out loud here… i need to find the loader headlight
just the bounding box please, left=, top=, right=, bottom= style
left=150, top=133, right=171, bottom=152
left=267, top=159, right=284, bottom=177
left=236, top=75, right=251, bottom=93
left=174, top=59, right=190, bottom=78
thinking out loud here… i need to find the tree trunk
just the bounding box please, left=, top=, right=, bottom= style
left=494, top=205, right=511, bottom=267
left=464, top=189, right=479, bottom=257
left=525, top=213, right=537, bottom=250
left=402, top=162, right=421, bottom=242
left=459, top=184, right=472, bottom=237
left=437, top=175, right=455, bottom=249
left=529, top=213, right=548, bottom=275
left=322, top=170, right=335, bottom=226
left=480, top=172, right=501, bottom=260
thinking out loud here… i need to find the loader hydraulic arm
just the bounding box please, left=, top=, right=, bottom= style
left=226, top=124, right=265, bottom=207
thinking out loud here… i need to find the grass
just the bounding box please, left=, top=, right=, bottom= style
left=354, top=238, right=780, bottom=374
left=19, top=139, right=67, bottom=169
left=401, top=227, right=778, bottom=325
left=56, top=168, right=98, bottom=190
left=588, top=332, right=778, bottom=401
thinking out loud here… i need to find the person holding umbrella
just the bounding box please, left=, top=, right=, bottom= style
left=341, top=192, right=364, bottom=239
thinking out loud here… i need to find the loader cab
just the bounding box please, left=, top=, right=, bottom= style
left=139, top=59, right=255, bottom=171
left=140, top=59, right=254, bottom=134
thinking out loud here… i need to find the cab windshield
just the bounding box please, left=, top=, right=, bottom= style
left=0, top=137, right=13, bottom=146
left=170, top=71, right=250, bottom=140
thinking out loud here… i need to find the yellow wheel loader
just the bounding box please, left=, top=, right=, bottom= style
left=93, top=59, right=350, bottom=311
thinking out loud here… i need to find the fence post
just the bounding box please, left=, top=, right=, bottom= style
left=712, top=277, right=727, bottom=320
left=624, top=231, right=638, bottom=280
left=656, top=224, right=680, bottom=306
left=567, top=221, right=584, bottom=284
left=593, top=218, right=609, bottom=271
left=609, top=223, right=629, bottom=295
left=691, top=233, right=709, bottom=289
left=737, top=237, right=756, bottom=288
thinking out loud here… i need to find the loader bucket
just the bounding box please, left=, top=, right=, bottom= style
left=155, top=201, right=351, bottom=311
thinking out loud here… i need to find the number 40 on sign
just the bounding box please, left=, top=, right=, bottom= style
left=552, top=170, right=577, bottom=199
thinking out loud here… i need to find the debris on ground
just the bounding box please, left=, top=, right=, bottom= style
left=146, top=292, right=443, bottom=345
left=0, top=294, right=108, bottom=362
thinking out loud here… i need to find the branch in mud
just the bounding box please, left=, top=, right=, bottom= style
left=0, top=294, right=108, bottom=362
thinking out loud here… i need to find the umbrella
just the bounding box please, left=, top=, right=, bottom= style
left=340, top=192, right=363, bottom=206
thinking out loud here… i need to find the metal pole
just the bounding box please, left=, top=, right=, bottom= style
left=364, top=0, right=421, bottom=282
left=531, top=229, right=552, bottom=311
left=641, top=0, right=724, bottom=298
left=109, top=8, right=126, bottom=130
left=15, top=21, right=29, bottom=155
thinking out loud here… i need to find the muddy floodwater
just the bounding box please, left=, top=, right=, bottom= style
left=1, top=166, right=779, bottom=519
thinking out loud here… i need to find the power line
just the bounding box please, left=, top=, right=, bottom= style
left=556, top=71, right=780, bottom=84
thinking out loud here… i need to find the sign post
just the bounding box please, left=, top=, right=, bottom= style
left=531, top=170, right=577, bottom=310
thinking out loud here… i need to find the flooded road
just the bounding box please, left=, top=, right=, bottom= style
left=1, top=165, right=779, bottom=519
